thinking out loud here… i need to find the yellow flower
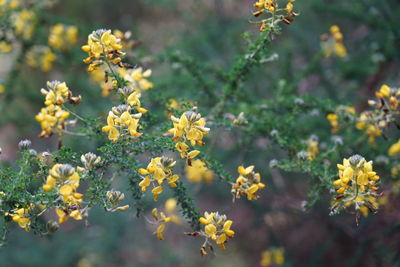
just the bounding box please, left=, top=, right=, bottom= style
left=164, top=198, right=181, bottom=224
left=89, top=68, right=116, bottom=96
left=10, top=206, right=32, bottom=232
left=102, top=105, right=142, bottom=142
left=35, top=105, right=70, bottom=137
left=26, top=46, right=57, bottom=72
left=251, top=0, right=297, bottom=31
left=199, top=211, right=234, bottom=253
left=261, top=247, right=285, bottom=266
left=120, top=67, right=154, bottom=92
left=185, top=159, right=214, bottom=183
left=35, top=80, right=80, bottom=137
left=43, top=164, right=84, bottom=224
left=138, top=156, right=179, bottom=201
left=169, top=107, right=210, bottom=162
left=12, top=9, right=36, bottom=40
left=356, top=112, right=382, bottom=144
left=150, top=201, right=180, bottom=240
left=41, top=80, right=70, bottom=106
left=0, top=84, right=5, bottom=94
left=307, top=137, right=319, bottom=161
left=331, top=155, right=380, bottom=215
left=232, top=165, right=265, bottom=200
left=125, top=90, right=147, bottom=114
left=388, top=140, right=400, bottom=156
left=81, top=29, right=124, bottom=71
left=321, top=25, right=347, bottom=58
left=376, top=84, right=391, bottom=99
left=48, top=24, right=78, bottom=51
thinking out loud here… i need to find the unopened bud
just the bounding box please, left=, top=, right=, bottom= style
left=18, top=139, right=31, bottom=150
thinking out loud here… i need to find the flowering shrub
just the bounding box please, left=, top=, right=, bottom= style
left=0, top=0, right=399, bottom=266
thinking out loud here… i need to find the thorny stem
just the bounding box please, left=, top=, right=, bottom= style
left=214, top=30, right=272, bottom=116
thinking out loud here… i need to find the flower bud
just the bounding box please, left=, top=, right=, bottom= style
left=81, top=152, right=101, bottom=171
left=18, top=139, right=31, bottom=150
left=46, top=221, right=60, bottom=233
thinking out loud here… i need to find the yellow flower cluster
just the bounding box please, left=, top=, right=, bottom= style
left=326, top=105, right=355, bottom=133
left=199, top=211, right=234, bottom=254
left=81, top=30, right=151, bottom=141
left=370, top=84, right=399, bottom=121
left=35, top=81, right=80, bottom=137
left=231, top=165, right=265, bottom=200
left=35, top=105, right=70, bottom=137
left=48, top=23, right=78, bottom=51
left=9, top=206, right=32, bottom=232
left=12, top=9, right=36, bottom=40
left=321, top=25, right=347, bottom=58
left=252, top=0, right=297, bottom=32
left=81, top=29, right=125, bottom=72
left=355, top=112, right=382, bottom=144
left=120, top=67, right=154, bottom=92
left=185, top=159, right=214, bottom=184
left=352, top=84, right=400, bottom=145
left=102, top=104, right=142, bottom=142
left=0, top=84, right=5, bottom=94
left=150, top=198, right=181, bottom=240
left=26, top=46, right=57, bottom=72
left=260, top=247, right=285, bottom=266
left=42, top=164, right=84, bottom=224
left=138, top=156, right=179, bottom=201
left=331, top=155, right=380, bottom=215
left=169, top=107, right=210, bottom=164
left=89, top=66, right=153, bottom=97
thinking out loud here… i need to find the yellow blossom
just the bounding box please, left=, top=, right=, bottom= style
left=35, top=81, right=79, bottom=137
left=185, top=159, right=214, bottom=183
left=198, top=211, right=234, bottom=253
left=321, top=25, right=347, bottom=58
left=42, top=164, right=84, bottom=223
left=232, top=165, right=265, bottom=200
left=388, top=140, right=400, bottom=156
left=120, top=67, right=153, bottom=92
left=89, top=68, right=116, bottom=96
left=307, top=137, right=319, bottom=161
left=26, top=46, right=57, bottom=72
left=102, top=105, right=142, bottom=142
left=261, top=247, right=285, bottom=266
left=48, top=24, right=78, bottom=51
left=12, top=9, right=36, bottom=40
left=150, top=200, right=180, bottom=240
left=138, top=156, right=179, bottom=201
left=331, top=155, right=380, bottom=215
left=356, top=112, right=381, bottom=144
left=252, top=0, right=297, bottom=32
left=169, top=107, right=210, bottom=163
left=35, top=105, right=70, bottom=137
left=10, top=206, right=32, bottom=232
left=81, top=29, right=124, bottom=72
